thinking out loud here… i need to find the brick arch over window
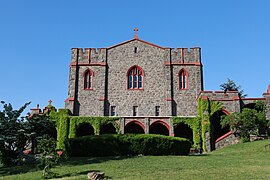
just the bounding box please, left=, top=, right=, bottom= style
left=178, top=68, right=188, bottom=90
left=149, top=121, right=170, bottom=136
left=127, top=65, right=144, bottom=90
left=125, top=120, right=145, bottom=134
left=83, top=69, right=94, bottom=90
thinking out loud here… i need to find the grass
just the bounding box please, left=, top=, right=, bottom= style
left=0, top=140, right=270, bottom=179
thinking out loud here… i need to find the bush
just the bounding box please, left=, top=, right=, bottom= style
left=67, top=134, right=191, bottom=157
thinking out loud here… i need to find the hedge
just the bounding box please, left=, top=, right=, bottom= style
left=67, top=134, right=191, bottom=156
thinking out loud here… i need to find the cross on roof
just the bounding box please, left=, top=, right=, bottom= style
left=134, top=28, right=139, bottom=39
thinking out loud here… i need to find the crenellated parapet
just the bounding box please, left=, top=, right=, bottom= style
left=70, top=48, right=107, bottom=66
left=166, top=47, right=201, bottom=65
left=199, top=90, right=240, bottom=101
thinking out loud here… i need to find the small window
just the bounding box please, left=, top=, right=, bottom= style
left=179, top=69, right=188, bottom=90
left=133, top=106, right=138, bottom=116
left=111, top=106, right=116, bottom=116
left=134, top=47, right=137, bottom=53
left=84, top=69, right=94, bottom=90
left=155, top=106, right=160, bottom=116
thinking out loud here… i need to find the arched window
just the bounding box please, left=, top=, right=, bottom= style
left=84, top=69, right=93, bottom=90
left=127, top=66, right=144, bottom=90
left=179, top=69, right=188, bottom=90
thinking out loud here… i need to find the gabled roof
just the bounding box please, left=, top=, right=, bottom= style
left=107, top=38, right=165, bottom=50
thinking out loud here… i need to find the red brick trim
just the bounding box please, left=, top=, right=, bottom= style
left=200, top=90, right=213, bottom=93
left=65, top=98, right=75, bottom=102
left=107, top=38, right=165, bottom=50
left=170, top=62, right=202, bottom=66
left=233, top=96, right=240, bottom=100
left=165, top=98, right=173, bottom=101
left=215, top=131, right=233, bottom=143
left=98, top=97, right=106, bottom=101
left=212, top=98, right=235, bottom=101
left=241, top=98, right=265, bottom=101
left=150, top=120, right=170, bottom=132
left=125, top=120, right=145, bottom=131
left=70, top=62, right=107, bottom=67
left=201, top=96, right=208, bottom=100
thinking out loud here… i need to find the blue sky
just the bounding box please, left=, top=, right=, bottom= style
left=0, top=0, right=270, bottom=113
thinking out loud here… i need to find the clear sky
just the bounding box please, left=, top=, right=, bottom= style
left=0, top=0, right=270, bottom=113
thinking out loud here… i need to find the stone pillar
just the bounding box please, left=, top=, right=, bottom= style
left=169, top=117, right=174, bottom=136
left=120, top=117, right=125, bottom=134
left=145, top=117, right=150, bottom=134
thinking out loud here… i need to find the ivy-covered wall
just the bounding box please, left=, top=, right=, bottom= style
left=197, top=98, right=224, bottom=151
left=48, top=98, right=224, bottom=152
left=49, top=109, right=120, bottom=150
left=172, top=117, right=201, bottom=150
left=69, top=116, right=120, bottom=138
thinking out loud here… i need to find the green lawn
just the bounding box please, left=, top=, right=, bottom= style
left=0, top=140, right=270, bottom=180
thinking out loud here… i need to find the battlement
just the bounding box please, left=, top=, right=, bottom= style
left=170, top=47, right=201, bottom=64
left=198, top=90, right=239, bottom=101
left=71, top=48, right=106, bottom=64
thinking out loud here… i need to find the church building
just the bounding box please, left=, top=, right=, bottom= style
left=65, top=29, right=203, bottom=136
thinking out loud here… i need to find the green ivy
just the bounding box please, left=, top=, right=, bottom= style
left=69, top=116, right=120, bottom=138
left=49, top=109, right=71, bottom=150
left=172, top=116, right=201, bottom=150
left=197, top=98, right=223, bottom=151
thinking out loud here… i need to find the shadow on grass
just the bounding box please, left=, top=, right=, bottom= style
left=61, top=155, right=136, bottom=166
left=0, top=156, right=135, bottom=177
left=0, top=164, right=37, bottom=176
left=188, top=154, right=209, bottom=157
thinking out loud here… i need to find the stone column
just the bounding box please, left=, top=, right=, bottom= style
left=120, top=117, right=125, bottom=134
left=145, top=117, right=150, bottom=134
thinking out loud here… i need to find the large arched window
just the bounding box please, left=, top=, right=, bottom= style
left=127, top=66, right=144, bottom=90
left=179, top=69, right=188, bottom=90
left=84, top=69, right=93, bottom=90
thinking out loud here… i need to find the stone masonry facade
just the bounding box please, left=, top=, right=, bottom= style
left=62, top=33, right=270, bottom=142
left=65, top=37, right=203, bottom=118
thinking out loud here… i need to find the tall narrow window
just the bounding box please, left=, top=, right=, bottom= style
left=134, top=47, right=137, bottom=53
left=179, top=69, right=188, bottom=90
left=111, top=106, right=116, bottom=116
left=127, top=66, right=144, bottom=90
left=133, top=106, right=138, bottom=116
left=155, top=106, right=160, bottom=116
left=84, top=69, right=93, bottom=90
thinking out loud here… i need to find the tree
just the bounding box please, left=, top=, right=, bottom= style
left=0, top=101, right=56, bottom=166
left=220, top=78, right=247, bottom=98
left=0, top=101, right=30, bottom=166
left=221, top=101, right=269, bottom=142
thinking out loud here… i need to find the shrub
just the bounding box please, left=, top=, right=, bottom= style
left=67, top=134, right=191, bottom=157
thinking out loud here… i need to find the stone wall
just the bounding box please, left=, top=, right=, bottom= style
left=65, top=38, right=203, bottom=117
left=199, top=91, right=241, bottom=113
left=215, top=131, right=240, bottom=150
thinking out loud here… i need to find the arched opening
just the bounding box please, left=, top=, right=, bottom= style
left=76, top=123, right=94, bottom=137
left=210, top=110, right=230, bottom=148
left=149, top=121, right=169, bottom=136
left=178, top=68, right=188, bottom=90
left=127, top=65, right=144, bottom=90
left=51, top=127, right=57, bottom=140
left=242, top=103, right=256, bottom=110
left=174, top=123, right=193, bottom=143
left=100, top=123, right=117, bottom=134
left=125, top=121, right=145, bottom=134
